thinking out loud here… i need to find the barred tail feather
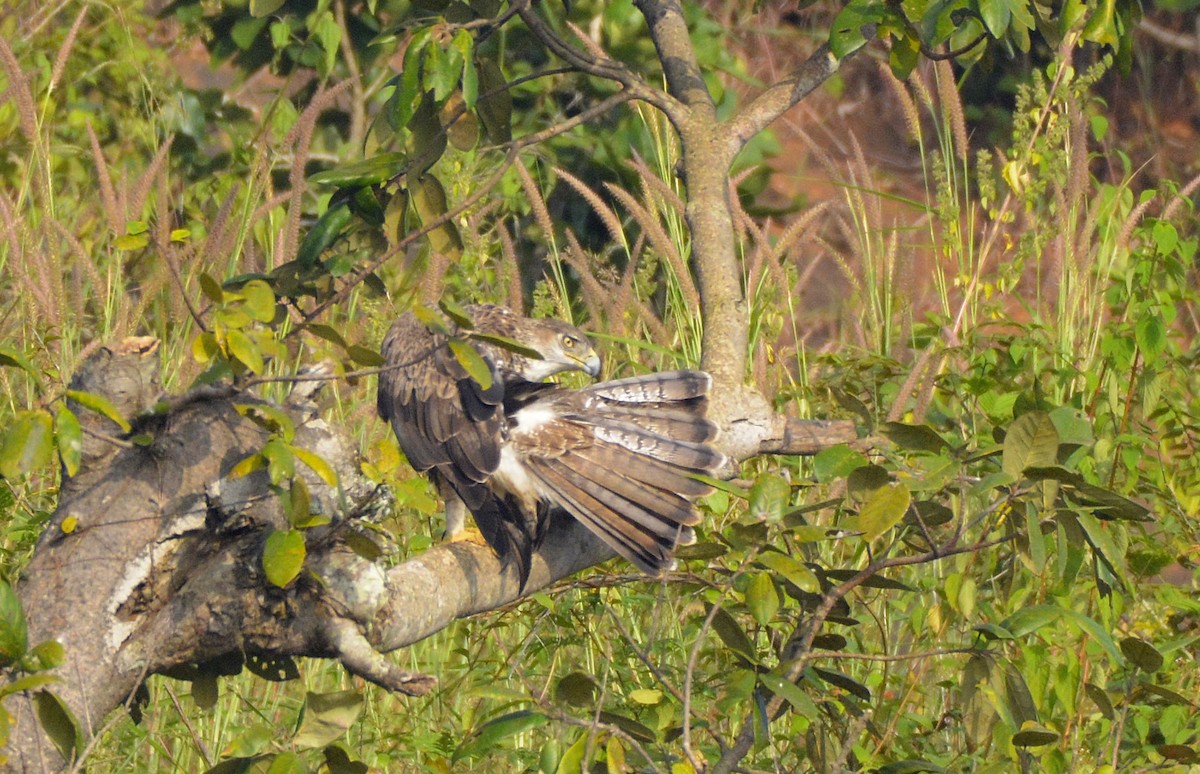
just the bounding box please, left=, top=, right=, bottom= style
left=583, top=370, right=712, bottom=403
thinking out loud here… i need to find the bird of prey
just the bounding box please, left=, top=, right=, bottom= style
left=377, top=304, right=724, bottom=586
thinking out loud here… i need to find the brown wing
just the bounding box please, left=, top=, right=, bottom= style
left=378, top=313, right=540, bottom=573
left=503, top=371, right=725, bottom=573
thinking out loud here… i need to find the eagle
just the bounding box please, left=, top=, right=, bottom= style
left=377, top=304, right=724, bottom=586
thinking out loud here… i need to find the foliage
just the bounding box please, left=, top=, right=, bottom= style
left=2, top=0, right=1199, bottom=771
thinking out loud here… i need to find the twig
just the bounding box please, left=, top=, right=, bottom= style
left=163, top=683, right=214, bottom=768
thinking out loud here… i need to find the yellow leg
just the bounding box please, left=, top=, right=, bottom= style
left=442, top=499, right=489, bottom=546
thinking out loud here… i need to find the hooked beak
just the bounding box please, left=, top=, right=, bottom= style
left=581, top=352, right=602, bottom=378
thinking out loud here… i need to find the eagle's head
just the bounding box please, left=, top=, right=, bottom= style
left=516, top=318, right=602, bottom=381
left=466, top=304, right=602, bottom=383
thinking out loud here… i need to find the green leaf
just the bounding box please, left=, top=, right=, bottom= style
left=1012, top=721, right=1059, bottom=747
left=0, top=410, right=55, bottom=478
left=114, top=233, right=149, bottom=250
left=223, top=724, right=274, bottom=753
left=1001, top=604, right=1061, bottom=637
left=554, top=672, right=598, bottom=707
left=1002, top=412, right=1059, bottom=479
left=978, top=0, right=1011, bottom=37
left=454, top=710, right=547, bottom=761
left=303, top=324, right=348, bottom=348
left=0, top=582, right=28, bottom=666
left=708, top=605, right=756, bottom=662
left=1003, top=664, right=1037, bottom=724
left=406, top=94, right=448, bottom=176
left=229, top=452, right=266, bottom=480
left=1073, top=512, right=1126, bottom=578
left=749, top=472, right=790, bottom=522
left=1068, top=481, right=1151, bottom=521
left=438, top=296, right=475, bottom=329
left=193, top=331, right=220, bottom=365
left=745, top=572, right=779, bottom=626
left=475, top=59, right=512, bottom=143
left=812, top=445, right=866, bottom=483
left=250, top=0, right=286, bottom=17
left=288, top=477, right=311, bottom=527
left=266, top=751, right=305, bottom=774
left=241, top=279, right=277, bottom=323
left=34, top=691, right=82, bottom=764
left=1084, top=682, right=1114, bottom=719
left=605, top=736, right=626, bottom=774
left=54, top=406, right=82, bottom=477
left=391, top=30, right=430, bottom=131
left=829, top=1, right=884, bottom=59
left=812, top=666, right=871, bottom=700
left=0, top=673, right=60, bottom=697
left=457, top=32, right=478, bottom=108
left=290, top=445, right=338, bottom=487
left=199, top=272, right=227, bottom=304
left=554, top=734, right=586, bottom=774
left=423, top=35, right=456, bottom=101
left=312, top=10, right=340, bottom=76
left=293, top=690, right=364, bottom=749
left=346, top=345, right=386, bottom=367
left=847, top=464, right=890, bottom=501
left=448, top=339, right=494, bottom=390
left=262, top=438, right=295, bottom=486
left=0, top=346, right=37, bottom=378
left=759, top=672, right=818, bottom=717
left=1120, top=637, right=1164, bottom=673
left=411, top=173, right=463, bottom=258
left=468, top=331, right=544, bottom=360
left=858, top=482, right=911, bottom=542
left=880, top=422, right=949, bottom=453
left=628, top=688, right=662, bottom=706
left=1136, top=313, right=1167, bottom=360
left=226, top=329, right=264, bottom=375
left=323, top=744, right=369, bottom=774
left=1060, top=608, right=1123, bottom=663
left=295, top=201, right=352, bottom=268
left=308, top=153, right=408, bottom=187
left=215, top=307, right=253, bottom=330
left=973, top=623, right=1014, bottom=641
left=757, top=551, right=821, bottom=593
left=263, top=529, right=306, bottom=588
left=597, top=712, right=655, bottom=742
left=25, top=640, right=64, bottom=671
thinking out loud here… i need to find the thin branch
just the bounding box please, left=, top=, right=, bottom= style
left=1138, top=17, right=1200, bottom=53
left=514, top=0, right=679, bottom=117
left=813, top=646, right=980, bottom=662
left=725, top=42, right=854, bottom=160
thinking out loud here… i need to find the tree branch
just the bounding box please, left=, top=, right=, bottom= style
left=514, top=0, right=679, bottom=118
left=724, top=43, right=843, bottom=159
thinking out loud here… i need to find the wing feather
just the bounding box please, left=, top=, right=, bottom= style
left=531, top=461, right=677, bottom=572
left=503, top=370, right=724, bottom=574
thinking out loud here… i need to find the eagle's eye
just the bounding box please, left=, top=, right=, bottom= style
left=562, top=335, right=577, bottom=349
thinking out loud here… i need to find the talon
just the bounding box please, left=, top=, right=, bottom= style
left=445, top=525, right=489, bottom=547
